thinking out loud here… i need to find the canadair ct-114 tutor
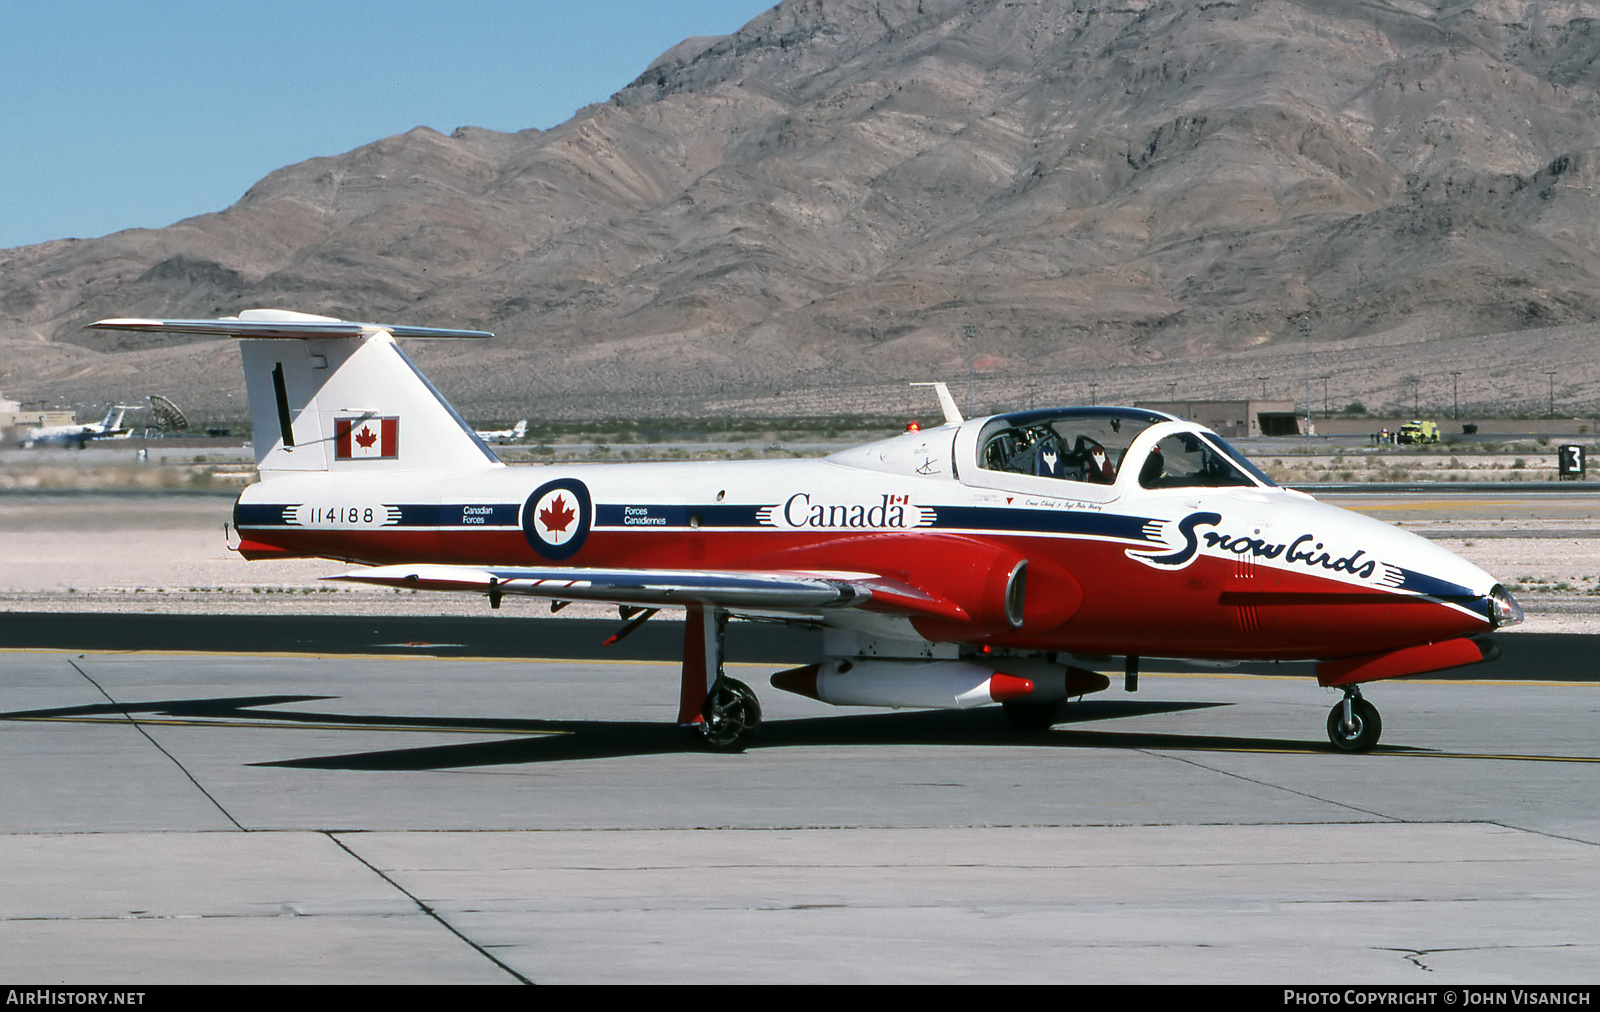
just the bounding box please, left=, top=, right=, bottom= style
left=92, top=310, right=1525, bottom=752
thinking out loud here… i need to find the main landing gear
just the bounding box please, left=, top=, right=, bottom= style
left=678, top=605, right=762, bottom=751
left=1326, top=686, right=1382, bottom=753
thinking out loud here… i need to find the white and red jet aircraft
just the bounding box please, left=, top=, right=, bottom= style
left=93, top=310, right=1524, bottom=752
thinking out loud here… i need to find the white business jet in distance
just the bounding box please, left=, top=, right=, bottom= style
left=21, top=405, right=138, bottom=448
left=475, top=419, right=528, bottom=444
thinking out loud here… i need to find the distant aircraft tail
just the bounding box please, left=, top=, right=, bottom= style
left=512, top=419, right=528, bottom=439
left=102, top=406, right=135, bottom=435
left=89, top=309, right=500, bottom=475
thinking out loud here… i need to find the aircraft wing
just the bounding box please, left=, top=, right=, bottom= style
left=329, top=563, right=969, bottom=620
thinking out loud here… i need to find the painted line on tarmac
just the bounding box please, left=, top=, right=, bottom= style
left=1351, top=500, right=1524, bottom=511
left=1401, top=750, right=1600, bottom=763
left=1, top=713, right=567, bottom=735
left=1137, top=742, right=1600, bottom=763
left=0, top=645, right=758, bottom=667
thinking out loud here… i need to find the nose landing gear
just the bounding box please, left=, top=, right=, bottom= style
left=1326, top=687, right=1382, bottom=752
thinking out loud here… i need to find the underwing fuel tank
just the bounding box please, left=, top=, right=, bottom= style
left=770, top=658, right=1111, bottom=710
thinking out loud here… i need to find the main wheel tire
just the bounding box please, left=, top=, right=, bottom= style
left=699, top=678, right=762, bottom=751
left=1326, top=697, right=1382, bottom=752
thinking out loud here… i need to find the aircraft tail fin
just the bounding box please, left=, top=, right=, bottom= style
left=513, top=419, right=528, bottom=439
left=910, top=382, right=963, bottom=425
left=90, top=309, right=501, bottom=474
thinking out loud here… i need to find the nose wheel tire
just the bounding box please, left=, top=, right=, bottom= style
left=699, top=678, right=762, bottom=751
left=1326, top=696, right=1382, bottom=752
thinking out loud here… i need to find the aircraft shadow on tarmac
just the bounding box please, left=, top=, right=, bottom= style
left=0, top=693, right=1430, bottom=767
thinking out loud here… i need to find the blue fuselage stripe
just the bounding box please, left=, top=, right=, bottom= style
left=928, top=505, right=1158, bottom=542
left=234, top=500, right=1162, bottom=542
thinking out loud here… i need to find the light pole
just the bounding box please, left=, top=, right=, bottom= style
left=962, top=325, right=976, bottom=417
left=1301, top=315, right=1312, bottom=444
left=1450, top=371, right=1460, bottom=420
left=1546, top=370, right=1558, bottom=418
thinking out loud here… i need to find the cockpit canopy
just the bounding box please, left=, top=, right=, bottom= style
left=973, top=408, right=1275, bottom=491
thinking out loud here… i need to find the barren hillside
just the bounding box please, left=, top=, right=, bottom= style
left=5, top=0, right=1600, bottom=423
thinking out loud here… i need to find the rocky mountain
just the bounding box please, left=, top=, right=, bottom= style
left=6, top=0, right=1600, bottom=423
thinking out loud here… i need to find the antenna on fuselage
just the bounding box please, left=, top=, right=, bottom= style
left=910, top=382, right=963, bottom=425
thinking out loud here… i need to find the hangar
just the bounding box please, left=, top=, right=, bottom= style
left=1135, top=399, right=1304, bottom=438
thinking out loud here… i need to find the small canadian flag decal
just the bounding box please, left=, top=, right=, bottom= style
left=335, top=417, right=399, bottom=460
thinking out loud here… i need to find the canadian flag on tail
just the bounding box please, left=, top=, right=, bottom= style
left=335, top=417, right=399, bottom=460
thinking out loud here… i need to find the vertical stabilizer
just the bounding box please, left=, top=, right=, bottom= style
left=90, top=310, right=501, bottom=474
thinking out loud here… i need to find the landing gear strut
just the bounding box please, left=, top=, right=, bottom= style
left=679, top=605, right=762, bottom=750
left=1326, top=687, right=1382, bottom=752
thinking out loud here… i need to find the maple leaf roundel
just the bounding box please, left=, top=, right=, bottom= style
left=522, top=478, right=592, bottom=560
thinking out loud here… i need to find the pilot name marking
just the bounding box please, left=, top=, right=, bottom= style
left=1022, top=497, right=1103, bottom=512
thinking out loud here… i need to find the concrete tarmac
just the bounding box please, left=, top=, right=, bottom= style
left=3, top=485, right=1599, bottom=983
left=3, top=639, right=1599, bottom=983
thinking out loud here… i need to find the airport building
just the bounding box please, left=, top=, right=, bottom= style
left=1135, top=399, right=1304, bottom=437
left=0, top=394, right=75, bottom=434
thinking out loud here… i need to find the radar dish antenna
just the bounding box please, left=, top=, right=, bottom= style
left=148, top=394, right=189, bottom=432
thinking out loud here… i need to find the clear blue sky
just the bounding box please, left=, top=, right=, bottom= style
left=1, top=1, right=776, bottom=249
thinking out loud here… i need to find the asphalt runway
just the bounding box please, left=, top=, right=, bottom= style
left=0, top=610, right=1593, bottom=678
left=4, top=617, right=1600, bottom=983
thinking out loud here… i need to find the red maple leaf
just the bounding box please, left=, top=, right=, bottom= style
left=539, top=495, right=576, bottom=534
left=354, top=425, right=378, bottom=449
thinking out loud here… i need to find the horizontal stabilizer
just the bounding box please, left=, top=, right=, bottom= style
left=90, top=309, right=499, bottom=473
left=89, top=308, right=492, bottom=341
